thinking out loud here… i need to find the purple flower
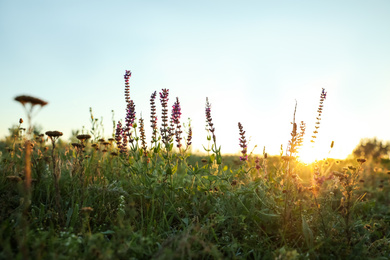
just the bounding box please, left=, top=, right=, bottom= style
left=238, top=122, right=247, bottom=161
left=171, top=97, right=182, bottom=124
left=171, top=97, right=182, bottom=149
left=205, top=97, right=216, bottom=144
left=115, top=121, right=123, bottom=150
left=150, top=91, right=158, bottom=143
left=124, top=70, right=132, bottom=104
left=125, top=100, right=136, bottom=130
left=320, top=88, right=327, bottom=100
left=159, top=89, right=171, bottom=146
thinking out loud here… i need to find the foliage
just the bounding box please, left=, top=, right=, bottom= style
left=1, top=74, right=390, bottom=259
left=353, top=138, right=390, bottom=161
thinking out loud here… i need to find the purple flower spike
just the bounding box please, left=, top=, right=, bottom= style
left=159, top=89, right=171, bottom=146
left=238, top=122, right=247, bottom=162
left=205, top=97, right=216, bottom=144
left=124, top=70, right=132, bottom=104
left=171, top=97, right=182, bottom=149
left=321, top=88, right=327, bottom=100
left=150, top=91, right=158, bottom=144
left=115, top=121, right=123, bottom=150
left=171, top=97, right=182, bottom=124
left=125, top=100, right=136, bottom=130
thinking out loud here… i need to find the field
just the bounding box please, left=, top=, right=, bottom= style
left=1, top=72, right=390, bottom=259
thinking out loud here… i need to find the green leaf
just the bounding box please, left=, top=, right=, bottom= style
left=66, top=207, right=73, bottom=228
left=302, top=216, right=314, bottom=248
left=181, top=217, right=189, bottom=226
left=202, top=145, right=211, bottom=152
left=209, top=154, right=215, bottom=163
left=101, top=230, right=115, bottom=235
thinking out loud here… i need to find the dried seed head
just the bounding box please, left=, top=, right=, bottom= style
left=15, top=95, right=48, bottom=106
left=357, top=158, right=366, bottom=164
left=72, top=143, right=83, bottom=149
left=45, top=131, right=63, bottom=137
left=80, top=207, right=94, bottom=213
left=6, top=176, right=23, bottom=183
left=76, top=134, right=91, bottom=140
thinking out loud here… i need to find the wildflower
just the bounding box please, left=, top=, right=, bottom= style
left=255, top=157, right=261, bottom=170
left=15, top=95, right=48, bottom=107
left=287, top=102, right=304, bottom=157
left=76, top=134, right=91, bottom=141
left=124, top=70, right=132, bottom=104
left=171, top=97, right=182, bottom=149
left=121, top=129, right=128, bottom=154
left=296, top=121, right=306, bottom=148
left=311, top=88, right=327, bottom=144
left=139, top=117, right=148, bottom=157
left=124, top=100, right=136, bottom=143
left=238, top=122, right=247, bottom=161
left=357, top=158, right=366, bottom=164
left=205, top=97, right=216, bottom=144
left=150, top=91, right=158, bottom=144
left=159, top=89, right=171, bottom=146
left=46, top=131, right=63, bottom=144
left=187, top=126, right=192, bottom=147
left=115, top=121, right=123, bottom=150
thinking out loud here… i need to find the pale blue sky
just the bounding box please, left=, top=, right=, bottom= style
left=1, top=0, right=389, bottom=159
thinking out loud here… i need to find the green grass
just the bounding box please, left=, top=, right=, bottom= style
left=1, top=136, right=389, bottom=259
left=1, top=81, right=389, bottom=259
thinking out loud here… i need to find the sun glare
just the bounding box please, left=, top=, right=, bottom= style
left=298, top=143, right=332, bottom=164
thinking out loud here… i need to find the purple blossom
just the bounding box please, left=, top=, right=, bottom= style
left=125, top=100, right=136, bottom=131
left=321, top=88, right=327, bottom=100
left=150, top=91, right=158, bottom=144
left=238, top=122, right=247, bottom=161
left=124, top=70, right=131, bottom=104
left=171, top=97, right=182, bottom=149
left=160, top=89, right=171, bottom=146
left=115, top=121, right=123, bottom=150
left=205, top=97, right=216, bottom=144
left=171, top=97, right=181, bottom=124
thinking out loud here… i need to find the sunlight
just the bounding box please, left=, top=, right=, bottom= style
left=297, top=142, right=332, bottom=164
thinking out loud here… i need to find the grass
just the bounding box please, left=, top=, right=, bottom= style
left=0, top=73, right=390, bottom=259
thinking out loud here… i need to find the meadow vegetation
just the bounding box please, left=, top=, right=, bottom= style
left=1, top=71, right=390, bottom=259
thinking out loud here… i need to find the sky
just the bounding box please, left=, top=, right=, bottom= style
left=1, top=0, right=389, bottom=161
